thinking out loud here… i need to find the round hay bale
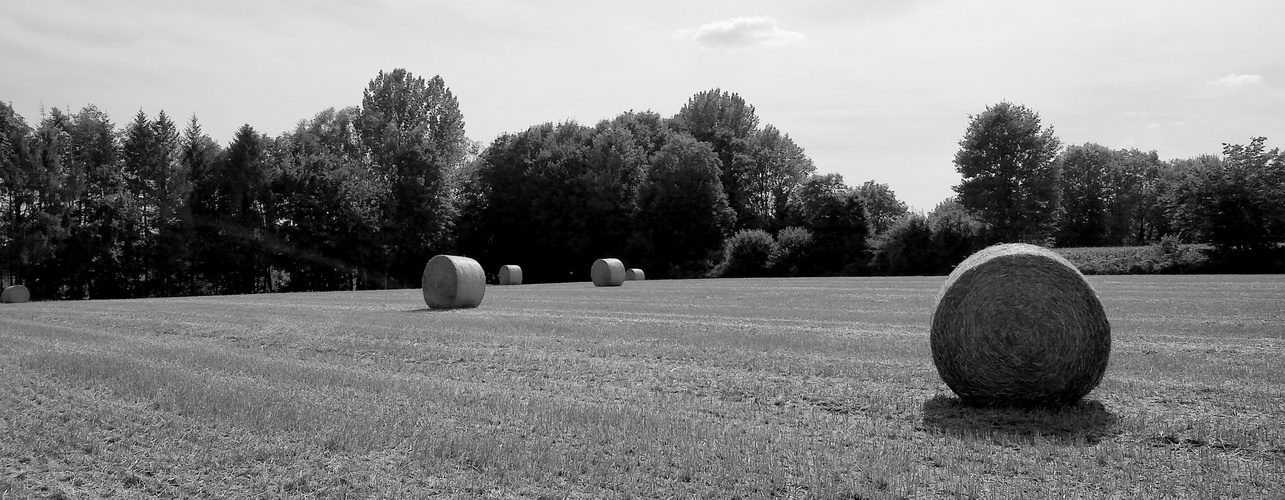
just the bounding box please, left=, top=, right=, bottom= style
left=625, top=268, right=645, bottom=281
left=591, top=258, right=625, bottom=287
left=422, top=255, right=486, bottom=309
left=498, top=265, right=523, bottom=285
left=1, top=285, right=30, bottom=303
left=930, top=243, right=1111, bottom=407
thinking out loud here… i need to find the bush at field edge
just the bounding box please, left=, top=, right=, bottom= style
left=1055, top=241, right=1210, bottom=275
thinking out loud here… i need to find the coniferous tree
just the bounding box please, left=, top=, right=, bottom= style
left=181, top=115, right=222, bottom=294
left=58, top=106, right=123, bottom=298
left=0, top=102, right=35, bottom=288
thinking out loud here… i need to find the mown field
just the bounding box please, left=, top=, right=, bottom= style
left=1, top=276, right=1283, bottom=499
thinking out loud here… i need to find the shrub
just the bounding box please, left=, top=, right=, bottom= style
left=927, top=198, right=986, bottom=269
left=710, top=229, right=775, bottom=278
left=769, top=226, right=813, bottom=277
left=873, top=214, right=940, bottom=275
left=1055, top=243, right=1211, bottom=275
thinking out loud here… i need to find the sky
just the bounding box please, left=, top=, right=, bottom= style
left=2, top=0, right=1282, bottom=211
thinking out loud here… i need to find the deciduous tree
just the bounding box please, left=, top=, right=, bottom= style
left=1171, top=137, right=1285, bottom=253
left=670, top=89, right=760, bottom=229
left=360, top=68, right=468, bottom=287
left=856, top=180, right=908, bottom=236
left=1055, top=143, right=1112, bottom=247
left=953, top=102, right=1062, bottom=243
left=631, top=133, right=735, bottom=278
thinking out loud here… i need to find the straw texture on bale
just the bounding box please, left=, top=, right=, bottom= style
left=591, top=258, right=625, bottom=287
left=625, top=268, right=645, bottom=281
left=422, top=255, right=486, bottom=309
left=930, top=243, right=1111, bottom=407
left=498, top=265, right=523, bottom=285
left=1, top=285, right=30, bottom=303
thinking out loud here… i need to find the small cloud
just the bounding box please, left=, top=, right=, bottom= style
left=1171, top=121, right=1187, bottom=126
left=1207, top=73, right=1263, bottom=87
left=676, top=16, right=804, bottom=49
left=1144, top=123, right=1163, bottom=129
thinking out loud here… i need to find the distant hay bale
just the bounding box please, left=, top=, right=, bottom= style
left=591, top=258, right=625, bottom=287
left=1, top=285, right=30, bottom=303
left=498, top=265, right=523, bottom=285
left=422, top=255, right=486, bottom=309
left=930, top=243, right=1111, bottom=407
left=625, top=268, right=645, bottom=281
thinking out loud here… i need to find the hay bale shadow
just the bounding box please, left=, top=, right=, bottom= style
left=919, top=394, right=1120, bottom=445
left=405, top=307, right=477, bottom=313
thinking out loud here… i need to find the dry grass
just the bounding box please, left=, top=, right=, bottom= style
left=0, top=276, right=1282, bottom=498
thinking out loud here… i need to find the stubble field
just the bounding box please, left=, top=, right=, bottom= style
left=1, top=275, right=1282, bottom=499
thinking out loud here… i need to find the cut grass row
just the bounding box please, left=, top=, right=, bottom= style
left=1, top=276, right=1282, bottom=498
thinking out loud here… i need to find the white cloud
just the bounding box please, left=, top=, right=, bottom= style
left=1144, top=122, right=1163, bottom=129
left=1207, top=73, right=1264, bottom=87
left=676, top=16, right=804, bottom=49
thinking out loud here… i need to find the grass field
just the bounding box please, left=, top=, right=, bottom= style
left=1, top=276, right=1283, bottom=499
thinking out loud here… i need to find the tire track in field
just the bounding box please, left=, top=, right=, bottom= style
left=482, top=306, right=928, bottom=340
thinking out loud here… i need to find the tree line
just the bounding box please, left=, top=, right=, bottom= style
left=2, top=71, right=1280, bottom=300
left=1, top=69, right=468, bottom=299
left=919, top=102, right=1284, bottom=273
left=868, top=103, right=1282, bottom=276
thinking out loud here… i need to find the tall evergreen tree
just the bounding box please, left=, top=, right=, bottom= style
left=0, top=102, right=34, bottom=287
left=198, top=124, right=272, bottom=294
left=182, top=115, right=222, bottom=295
left=121, top=110, right=159, bottom=294
left=61, top=106, right=124, bottom=298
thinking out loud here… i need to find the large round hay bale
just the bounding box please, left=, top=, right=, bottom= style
left=1, top=285, right=30, bottom=303
left=591, top=258, right=625, bottom=287
left=422, top=255, right=486, bottom=309
left=498, top=265, right=523, bottom=285
left=625, top=268, right=645, bottom=281
left=930, top=243, right=1111, bottom=407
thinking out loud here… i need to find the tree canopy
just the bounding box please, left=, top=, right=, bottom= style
left=2, top=84, right=1281, bottom=300
left=953, top=101, right=1062, bottom=244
